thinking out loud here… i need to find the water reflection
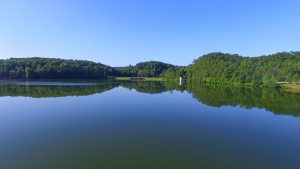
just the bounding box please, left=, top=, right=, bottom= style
left=0, top=83, right=118, bottom=98
left=0, top=81, right=299, bottom=116
left=1, top=81, right=300, bottom=169
left=186, top=84, right=300, bottom=117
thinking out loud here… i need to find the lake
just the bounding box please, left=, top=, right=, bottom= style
left=0, top=80, right=300, bottom=169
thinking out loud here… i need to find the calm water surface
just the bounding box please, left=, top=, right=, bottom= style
left=0, top=81, right=299, bottom=169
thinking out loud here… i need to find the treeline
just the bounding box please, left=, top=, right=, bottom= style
left=0, top=58, right=184, bottom=80
left=1, top=51, right=299, bottom=85
left=188, top=52, right=300, bottom=86
left=115, top=61, right=176, bottom=77
left=0, top=57, right=119, bottom=79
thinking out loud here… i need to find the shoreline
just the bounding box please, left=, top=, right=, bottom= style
left=114, top=77, right=166, bottom=82
left=280, top=84, right=300, bottom=94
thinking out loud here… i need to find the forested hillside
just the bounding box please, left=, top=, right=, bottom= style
left=188, top=52, right=300, bottom=86
left=0, top=57, right=119, bottom=79
left=1, top=51, right=299, bottom=85
left=115, top=61, right=176, bottom=77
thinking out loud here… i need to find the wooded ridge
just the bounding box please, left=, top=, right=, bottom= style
left=0, top=51, right=299, bottom=86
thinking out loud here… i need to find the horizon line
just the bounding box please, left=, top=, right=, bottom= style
left=0, top=50, right=299, bottom=67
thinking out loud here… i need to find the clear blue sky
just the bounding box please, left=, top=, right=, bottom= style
left=0, top=0, right=299, bottom=66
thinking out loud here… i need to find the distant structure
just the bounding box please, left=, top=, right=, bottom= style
left=179, top=77, right=186, bottom=86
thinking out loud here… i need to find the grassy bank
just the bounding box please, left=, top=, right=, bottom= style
left=114, top=77, right=166, bottom=82
left=280, top=84, right=300, bottom=94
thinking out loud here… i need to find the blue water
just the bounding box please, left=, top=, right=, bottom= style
left=0, top=81, right=299, bottom=169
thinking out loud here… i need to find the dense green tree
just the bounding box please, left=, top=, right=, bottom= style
left=188, top=52, right=300, bottom=86
left=160, top=67, right=187, bottom=80
left=116, top=61, right=176, bottom=77
left=0, top=57, right=120, bottom=79
left=1, top=51, right=299, bottom=84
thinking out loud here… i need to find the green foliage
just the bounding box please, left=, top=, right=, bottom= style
left=115, top=61, right=176, bottom=77
left=1, top=51, right=299, bottom=84
left=188, top=52, right=300, bottom=86
left=161, top=67, right=187, bottom=80
left=0, top=57, right=119, bottom=79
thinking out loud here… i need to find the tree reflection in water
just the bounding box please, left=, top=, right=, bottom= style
left=0, top=81, right=299, bottom=116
